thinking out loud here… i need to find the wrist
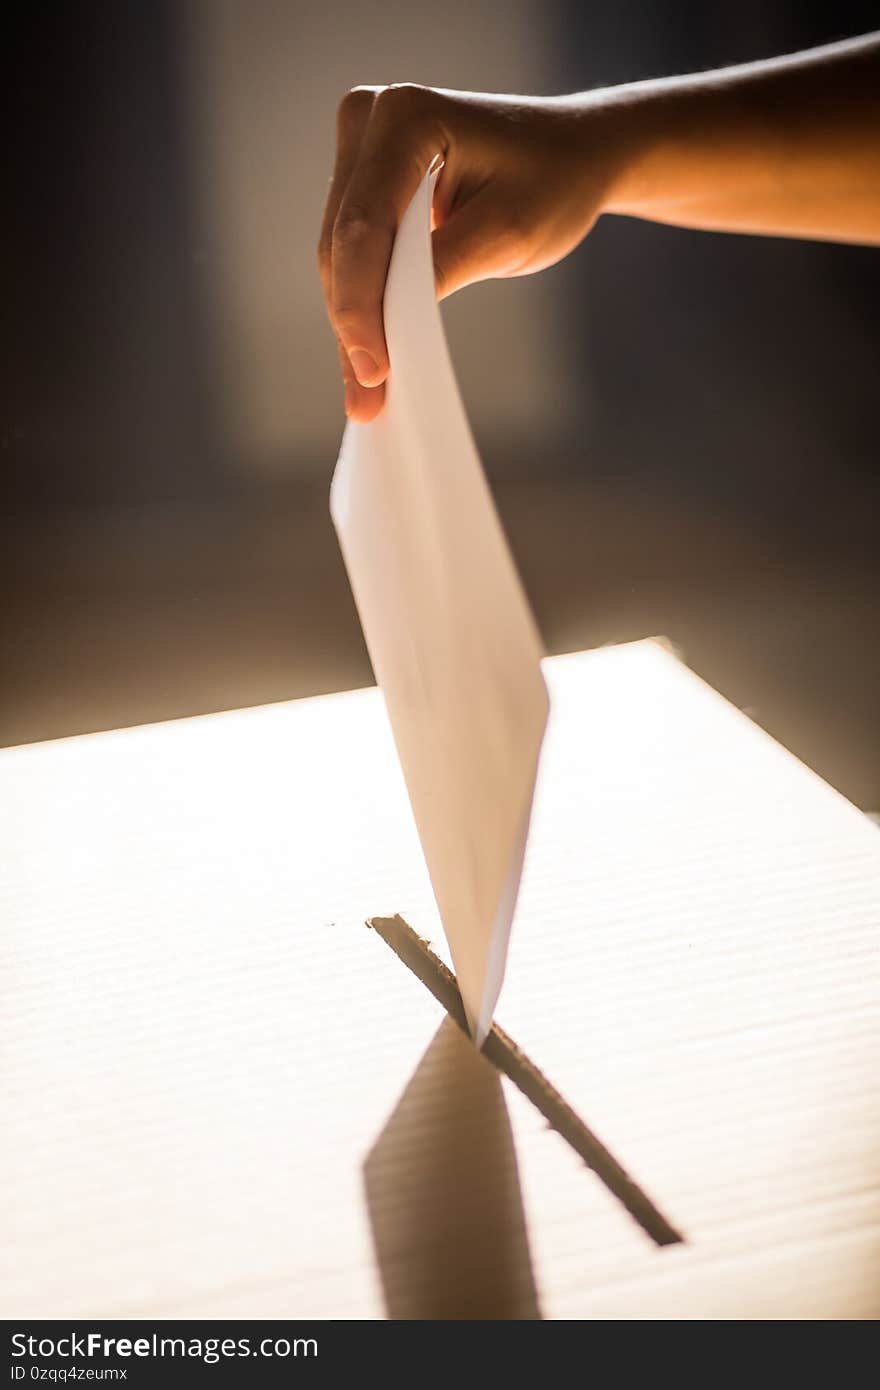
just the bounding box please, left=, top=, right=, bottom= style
left=545, top=87, right=663, bottom=223
left=580, top=74, right=755, bottom=218
left=585, top=85, right=669, bottom=216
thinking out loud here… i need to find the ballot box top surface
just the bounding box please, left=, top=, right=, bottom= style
left=2, top=639, right=879, bottom=1319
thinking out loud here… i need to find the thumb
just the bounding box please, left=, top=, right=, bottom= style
left=432, top=192, right=517, bottom=300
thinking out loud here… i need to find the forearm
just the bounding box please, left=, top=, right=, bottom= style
left=582, top=32, right=880, bottom=245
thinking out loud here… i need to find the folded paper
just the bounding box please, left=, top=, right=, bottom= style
left=331, top=167, right=549, bottom=1044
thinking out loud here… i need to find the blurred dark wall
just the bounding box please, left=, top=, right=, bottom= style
left=4, top=0, right=573, bottom=504
left=552, top=1, right=880, bottom=539
left=1, top=2, right=878, bottom=807
left=4, top=1, right=878, bottom=512
left=4, top=2, right=219, bottom=505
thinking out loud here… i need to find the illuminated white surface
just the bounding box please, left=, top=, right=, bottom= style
left=1, top=641, right=879, bottom=1318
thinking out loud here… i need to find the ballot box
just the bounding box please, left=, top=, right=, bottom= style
left=2, top=640, right=879, bottom=1319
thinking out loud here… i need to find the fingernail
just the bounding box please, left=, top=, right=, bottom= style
left=349, top=348, right=381, bottom=386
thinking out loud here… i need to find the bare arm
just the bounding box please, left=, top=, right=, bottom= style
left=318, top=33, right=880, bottom=421
left=598, top=32, right=880, bottom=242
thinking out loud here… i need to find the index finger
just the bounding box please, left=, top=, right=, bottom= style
left=318, top=88, right=381, bottom=420
left=331, top=84, right=447, bottom=388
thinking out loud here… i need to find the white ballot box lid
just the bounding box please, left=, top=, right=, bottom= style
left=2, top=640, right=879, bottom=1319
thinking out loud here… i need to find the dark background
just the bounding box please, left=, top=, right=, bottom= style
left=3, top=1, right=878, bottom=807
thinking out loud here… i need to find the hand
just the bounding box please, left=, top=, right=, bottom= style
left=318, top=86, right=616, bottom=422
left=319, top=40, right=880, bottom=423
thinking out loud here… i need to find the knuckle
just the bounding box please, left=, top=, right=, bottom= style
left=316, top=236, right=331, bottom=283
left=376, top=81, right=431, bottom=116
left=337, top=87, right=374, bottom=134
left=333, top=303, right=371, bottom=337
left=333, top=205, right=373, bottom=249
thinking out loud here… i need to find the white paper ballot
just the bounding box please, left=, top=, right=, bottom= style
left=330, top=167, right=549, bottom=1045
